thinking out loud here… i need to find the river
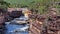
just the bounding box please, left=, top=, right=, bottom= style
left=5, top=23, right=29, bottom=34
left=5, top=16, right=29, bottom=34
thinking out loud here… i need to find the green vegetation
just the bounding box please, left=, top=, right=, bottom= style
left=1, top=0, right=60, bottom=14
left=0, top=0, right=10, bottom=8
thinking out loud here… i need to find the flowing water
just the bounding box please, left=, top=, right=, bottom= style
left=5, top=23, right=29, bottom=34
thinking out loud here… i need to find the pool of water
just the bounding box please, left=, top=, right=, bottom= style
left=5, top=24, right=29, bottom=34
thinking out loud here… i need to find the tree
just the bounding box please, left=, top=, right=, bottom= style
left=0, top=0, right=10, bottom=15
left=0, top=0, right=10, bottom=8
